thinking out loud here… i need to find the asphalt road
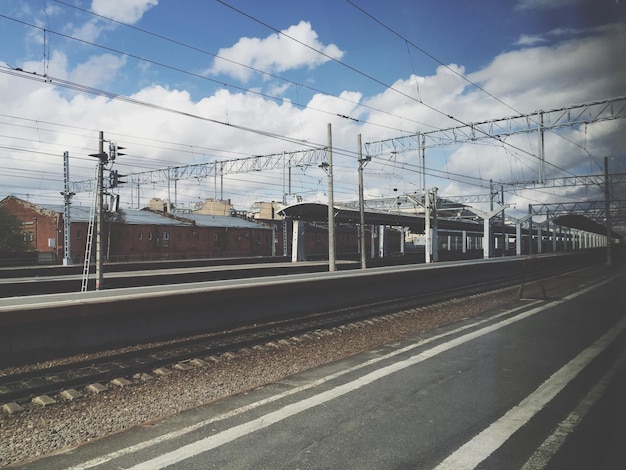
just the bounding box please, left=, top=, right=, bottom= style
left=16, top=268, right=626, bottom=470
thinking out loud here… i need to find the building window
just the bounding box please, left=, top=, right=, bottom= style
left=148, top=232, right=153, bottom=241
left=163, top=231, right=170, bottom=241
left=213, top=233, right=219, bottom=241
left=177, top=232, right=182, bottom=241
left=76, top=229, right=82, bottom=239
left=138, top=231, right=143, bottom=240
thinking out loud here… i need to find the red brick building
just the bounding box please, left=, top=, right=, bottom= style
left=0, top=196, right=274, bottom=264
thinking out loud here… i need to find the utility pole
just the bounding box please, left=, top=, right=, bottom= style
left=538, top=112, right=545, bottom=184
left=84, top=134, right=124, bottom=291
left=90, top=131, right=107, bottom=290
left=425, top=188, right=432, bottom=263
left=357, top=134, right=370, bottom=269
left=61, top=151, right=75, bottom=266
left=432, top=187, right=439, bottom=262
left=96, top=134, right=105, bottom=290
left=325, top=123, right=336, bottom=272
left=605, top=156, right=613, bottom=266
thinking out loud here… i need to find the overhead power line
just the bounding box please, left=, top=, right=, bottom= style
left=5, top=5, right=427, bottom=135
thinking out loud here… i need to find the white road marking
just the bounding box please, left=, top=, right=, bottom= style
left=435, top=317, right=626, bottom=470
left=520, top=349, right=626, bottom=470
left=67, top=273, right=621, bottom=470
left=67, top=300, right=541, bottom=470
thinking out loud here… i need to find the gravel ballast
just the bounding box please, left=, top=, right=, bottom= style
left=0, top=266, right=609, bottom=468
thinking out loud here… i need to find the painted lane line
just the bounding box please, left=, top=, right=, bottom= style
left=520, top=349, right=626, bottom=470
left=67, top=301, right=542, bottom=470
left=126, top=288, right=622, bottom=470
left=125, top=309, right=542, bottom=469
left=435, top=317, right=626, bottom=470
left=69, top=271, right=622, bottom=470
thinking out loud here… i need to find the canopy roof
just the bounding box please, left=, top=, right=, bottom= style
left=279, top=202, right=619, bottom=238
left=278, top=203, right=484, bottom=233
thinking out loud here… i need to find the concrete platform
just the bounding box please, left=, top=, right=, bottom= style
left=0, top=252, right=600, bottom=361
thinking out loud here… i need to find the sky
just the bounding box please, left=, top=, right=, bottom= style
left=1, top=0, right=625, bottom=226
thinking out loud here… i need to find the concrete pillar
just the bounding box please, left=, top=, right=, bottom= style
left=462, top=230, right=467, bottom=254
left=528, top=216, right=533, bottom=255
left=567, top=228, right=572, bottom=251
left=378, top=225, right=386, bottom=258
left=291, top=219, right=306, bottom=262
left=483, top=217, right=491, bottom=259
left=432, top=228, right=439, bottom=262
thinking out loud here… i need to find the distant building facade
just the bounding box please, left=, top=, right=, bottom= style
left=0, top=196, right=274, bottom=264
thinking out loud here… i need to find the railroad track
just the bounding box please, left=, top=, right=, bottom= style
left=0, top=263, right=589, bottom=407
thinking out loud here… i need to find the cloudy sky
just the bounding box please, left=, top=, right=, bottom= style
left=1, top=0, right=625, bottom=221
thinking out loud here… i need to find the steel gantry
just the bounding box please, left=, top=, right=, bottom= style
left=364, top=96, right=626, bottom=156
left=529, top=200, right=626, bottom=235
left=365, top=96, right=626, bottom=192
left=69, top=147, right=328, bottom=197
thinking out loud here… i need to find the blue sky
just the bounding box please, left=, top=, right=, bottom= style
left=0, top=0, right=625, bottom=220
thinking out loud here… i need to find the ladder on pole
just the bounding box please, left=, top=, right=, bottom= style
left=81, top=167, right=98, bottom=292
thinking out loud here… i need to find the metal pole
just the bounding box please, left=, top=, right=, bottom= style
left=358, top=134, right=367, bottom=269
left=327, top=123, right=336, bottom=272
left=425, top=188, right=431, bottom=263
left=95, top=131, right=104, bottom=290
left=432, top=187, right=439, bottom=262
left=539, top=112, right=545, bottom=184
left=605, top=156, right=613, bottom=266
left=167, top=167, right=172, bottom=212
left=420, top=133, right=426, bottom=195
left=220, top=163, right=224, bottom=201
left=62, top=151, right=73, bottom=266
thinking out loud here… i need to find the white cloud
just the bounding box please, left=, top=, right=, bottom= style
left=91, top=0, right=158, bottom=24
left=70, top=54, right=127, bottom=89
left=468, top=24, right=626, bottom=111
left=66, top=0, right=157, bottom=43
left=515, top=34, right=548, bottom=46
left=207, top=21, right=345, bottom=82
left=69, top=18, right=104, bottom=43
left=515, top=0, right=582, bottom=11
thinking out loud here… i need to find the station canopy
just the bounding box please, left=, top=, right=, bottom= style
left=277, top=202, right=485, bottom=233
left=553, top=214, right=622, bottom=239
left=279, top=202, right=620, bottom=239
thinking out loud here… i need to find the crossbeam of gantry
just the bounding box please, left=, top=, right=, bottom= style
left=70, top=147, right=327, bottom=193
left=364, top=96, right=626, bottom=155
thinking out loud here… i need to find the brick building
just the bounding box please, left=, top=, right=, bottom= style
left=0, top=196, right=274, bottom=264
